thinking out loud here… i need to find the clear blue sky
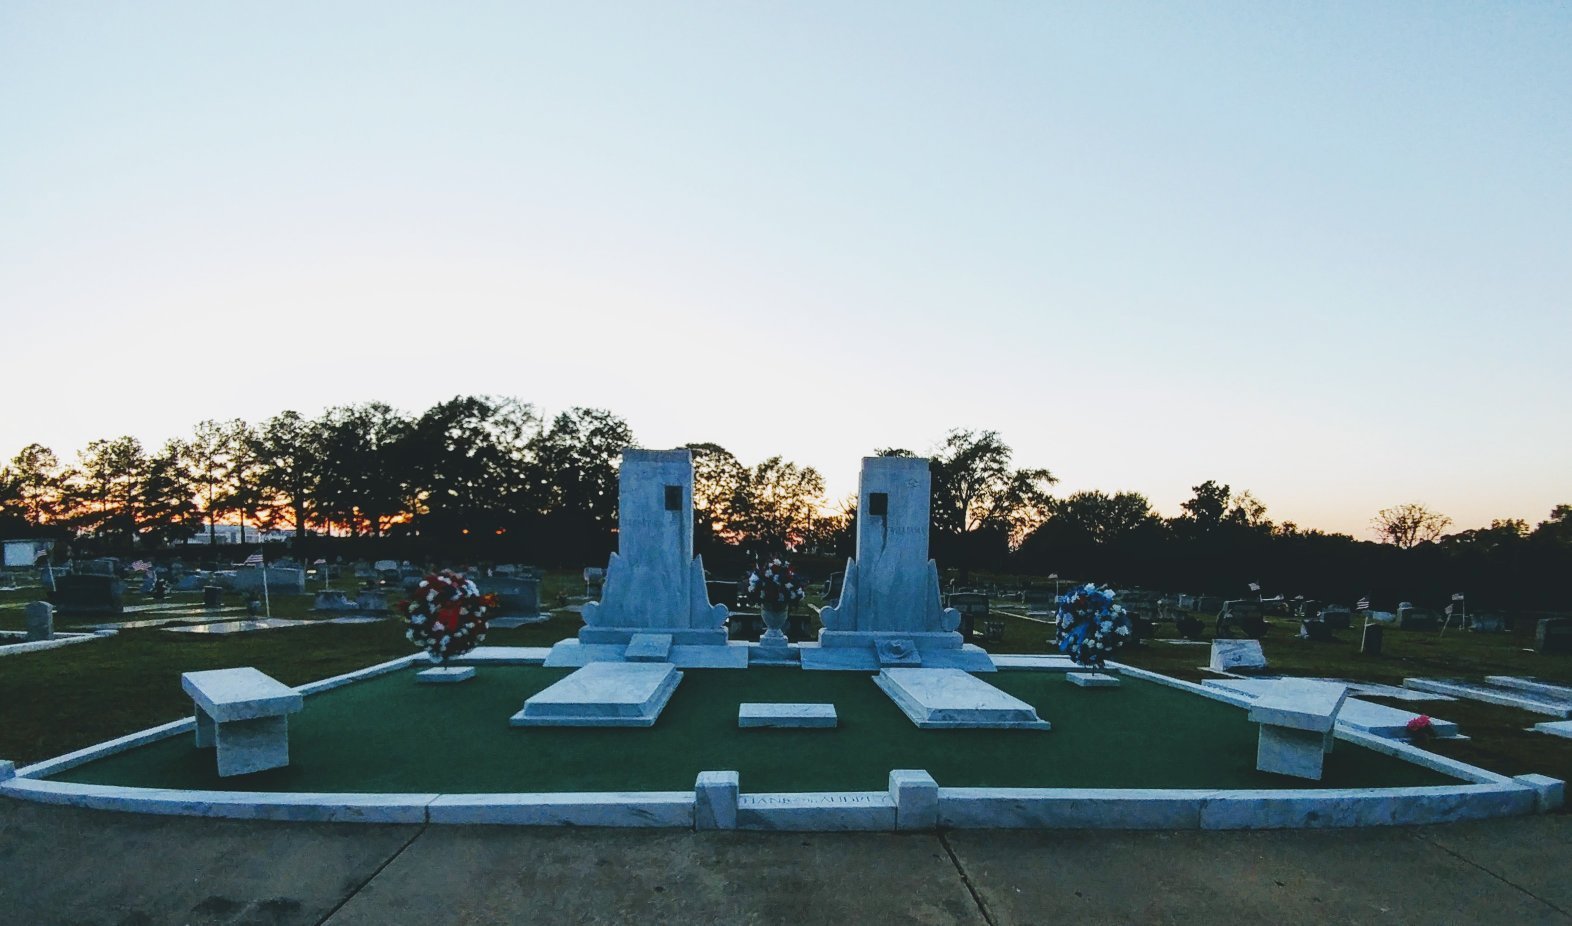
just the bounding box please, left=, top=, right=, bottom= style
left=2, top=2, right=1568, bottom=536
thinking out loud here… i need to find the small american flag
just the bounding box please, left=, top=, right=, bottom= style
left=243, top=553, right=264, bottom=566
left=1047, top=573, right=1058, bottom=580
left=314, top=558, right=327, bottom=565
left=1452, top=592, right=1465, bottom=601
left=1248, top=582, right=1261, bottom=592
left=130, top=560, right=152, bottom=572
left=1356, top=597, right=1370, bottom=610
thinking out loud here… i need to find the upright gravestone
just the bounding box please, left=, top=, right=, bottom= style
left=474, top=574, right=540, bottom=617
left=804, top=456, right=991, bottom=671
left=51, top=575, right=124, bottom=616
left=545, top=449, right=741, bottom=668
left=24, top=601, right=54, bottom=642
left=1537, top=619, right=1572, bottom=655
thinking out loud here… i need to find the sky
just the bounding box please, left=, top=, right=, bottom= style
left=2, top=2, right=1568, bottom=538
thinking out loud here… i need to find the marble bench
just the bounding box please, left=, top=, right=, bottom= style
left=1247, top=680, right=1348, bottom=780
left=181, top=667, right=304, bottom=777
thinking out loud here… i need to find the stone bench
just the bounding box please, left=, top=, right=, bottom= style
left=1247, top=680, right=1348, bottom=780
left=181, top=667, right=304, bottom=777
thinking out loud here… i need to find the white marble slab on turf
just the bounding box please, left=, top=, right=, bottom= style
left=510, top=661, right=682, bottom=728
left=1067, top=673, right=1120, bottom=688
left=992, top=654, right=1077, bottom=670
left=738, top=703, right=837, bottom=728
left=874, top=668, right=1050, bottom=730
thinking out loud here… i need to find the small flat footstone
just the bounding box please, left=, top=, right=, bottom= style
left=511, top=662, right=682, bottom=728
left=874, top=668, right=1050, bottom=730
left=625, top=633, right=673, bottom=662
left=1067, top=672, right=1120, bottom=688
left=416, top=666, right=476, bottom=684
left=739, top=703, right=837, bottom=729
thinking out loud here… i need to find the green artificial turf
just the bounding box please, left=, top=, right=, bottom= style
left=54, top=667, right=1454, bottom=793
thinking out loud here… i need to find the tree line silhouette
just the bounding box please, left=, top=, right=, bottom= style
left=1, top=395, right=1567, bottom=612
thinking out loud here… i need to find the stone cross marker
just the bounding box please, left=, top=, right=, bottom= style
left=807, top=457, right=990, bottom=671
left=579, top=449, right=728, bottom=643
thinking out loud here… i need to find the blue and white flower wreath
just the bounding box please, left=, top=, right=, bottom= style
left=1054, top=583, right=1132, bottom=669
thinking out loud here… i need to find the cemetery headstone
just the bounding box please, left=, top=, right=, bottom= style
left=203, top=585, right=224, bottom=608
left=1468, top=613, right=1505, bottom=633
left=1536, top=619, right=1572, bottom=655
left=946, top=591, right=989, bottom=642
left=807, top=456, right=989, bottom=671
left=547, top=450, right=736, bottom=668
left=50, top=575, right=124, bottom=616
left=24, top=601, right=54, bottom=641
left=355, top=589, right=390, bottom=613
left=1208, top=639, right=1267, bottom=673
left=1361, top=623, right=1384, bottom=656
left=583, top=566, right=606, bottom=598
left=230, top=567, right=306, bottom=595
left=474, top=574, right=540, bottom=617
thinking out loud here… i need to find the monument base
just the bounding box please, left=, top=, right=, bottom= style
left=748, top=640, right=801, bottom=667
left=543, top=639, right=750, bottom=669
left=510, top=662, right=682, bottom=728
left=579, top=627, right=728, bottom=646
left=873, top=668, right=1051, bottom=730
left=800, top=632, right=996, bottom=672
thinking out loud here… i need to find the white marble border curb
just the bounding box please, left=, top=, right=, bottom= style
left=0, top=656, right=1557, bottom=830
left=0, top=630, right=113, bottom=658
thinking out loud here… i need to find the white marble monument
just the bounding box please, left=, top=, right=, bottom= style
left=545, top=450, right=746, bottom=668
left=802, top=457, right=993, bottom=671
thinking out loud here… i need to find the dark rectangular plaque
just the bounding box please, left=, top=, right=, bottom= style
left=664, top=485, right=682, bottom=511
left=868, top=492, right=888, bottom=517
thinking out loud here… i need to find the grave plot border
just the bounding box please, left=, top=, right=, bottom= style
left=1, top=654, right=1561, bottom=830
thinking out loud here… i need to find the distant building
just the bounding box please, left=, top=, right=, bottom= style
left=181, top=525, right=294, bottom=545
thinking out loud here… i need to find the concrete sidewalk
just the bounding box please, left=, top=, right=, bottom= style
left=1, top=798, right=1568, bottom=925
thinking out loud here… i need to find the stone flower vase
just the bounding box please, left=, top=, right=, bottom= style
left=761, top=603, right=789, bottom=643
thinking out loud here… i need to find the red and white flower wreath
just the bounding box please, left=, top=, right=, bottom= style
left=403, top=570, right=495, bottom=662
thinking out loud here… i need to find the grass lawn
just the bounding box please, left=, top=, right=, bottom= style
left=2, top=574, right=1570, bottom=791
left=53, top=667, right=1450, bottom=794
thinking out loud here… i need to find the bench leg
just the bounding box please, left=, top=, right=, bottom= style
left=214, top=715, right=290, bottom=777
left=194, top=709, right=216, bottom=748
left=1256, top=724, right=1328, bottom=780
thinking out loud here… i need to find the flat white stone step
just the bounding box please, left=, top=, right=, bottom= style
left=416, top=666, right=475, bottom=684
left=874, top=668, right=1050, bottom=730
left=738, top=703, right=837, bottom=729
left=1067, top=673, right=1120, bottom=688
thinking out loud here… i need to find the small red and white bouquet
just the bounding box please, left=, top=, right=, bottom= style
left=748, top=558, right=806, bottom=608
left=402, top=570, right=496, bottom=663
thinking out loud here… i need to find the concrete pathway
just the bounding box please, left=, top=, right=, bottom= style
left=1, top=798, right=1568, bottom=925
